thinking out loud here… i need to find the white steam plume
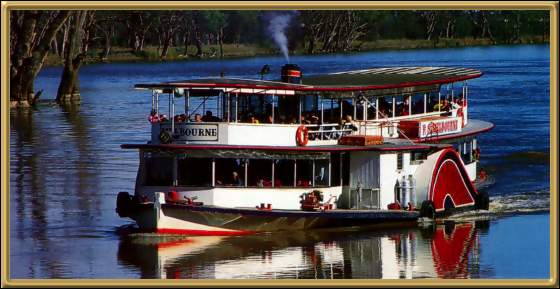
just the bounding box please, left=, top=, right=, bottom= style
left=267, top=12, right=298, bottom=62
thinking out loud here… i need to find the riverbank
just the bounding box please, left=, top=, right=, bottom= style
left=45, top=36, right=548, bottom=66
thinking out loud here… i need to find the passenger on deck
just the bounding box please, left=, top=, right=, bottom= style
left=400, top=96, right=410, bottom=116
left=174, top=114, right=187, bottom=123
left=343, top=115, right=358, bottom=131
left=148, top=109, right=159, bottom=123
left=250, top=115, right=260, bottom=124
left=308, top=114, right=320, bottom=125
left=201, top=110, right=221, bottom=122
left=231, top=171, right=243, bottom=186
left=194, top=113, right=202, bottom=123
left=266, top=115, right=274, bottom=124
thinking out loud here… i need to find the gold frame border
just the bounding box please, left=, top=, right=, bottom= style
left=1, top=1, right=558, bottom=287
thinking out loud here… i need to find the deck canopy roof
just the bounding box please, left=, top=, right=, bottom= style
left=135, top=66, right=482, bottom=97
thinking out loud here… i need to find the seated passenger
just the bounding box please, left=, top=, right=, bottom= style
left=193, top=113, right=202, bottom=123
left=297, top=180, right=310, bottom=187
left=274, top=179, right=283, bottom=187
left=201, top=110, right=221, bottom=122
left=266, top=115, right=274, bottom=124
left=250, top=115, right=260, bottom=124
left=224, top=171, right=243, bottom=186
left=158, top=114, right=168, bottom=122
left=174, top=114, right=187, bottom=123
left=343, top=115, right=358, bottom=131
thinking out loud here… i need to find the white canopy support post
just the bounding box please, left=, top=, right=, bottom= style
left=339, top=153, right=343, bottom=186
left=271, top=161, right=275, bottom=188
left=340, top=99, right=343, bottom=120
left=156, top=91, right=159, bottom=114
left=352, top=95, right=357, bottom=120
left=408, top=95, right=412, bottom=116
left=330, top=98, right=334, bottom=122
left=271, top=94, right=275, bottom=124
left=328, top=157, right=332, bottom=187
left=235, top=93, right=238, bottom=123
left=151, top=90, right=155, bottom=111
left=363, top=97, right=367, bottom=122
left=451, top=83, right=454, bottom=102
left=226, top=92, right=230, bottom=122
left=320, top=95, right=324, bottom=123
left=293, top=159, right=297, bottom=187
left=375, top=97, right=379, bottom=120
left=312, top=160, right=316, bottom=187
left=299, top=95, right=303, bottom=124
left=244, top=159, right=248, bottom=187
left=170, top=92, right=175, bottom=133
left=185, top=90, right=190, bottom=120
left=438, top=92, right=441, bottom=112
left=392, top=96, right=396, bottom=118
left=424, top=93, right=427, bottom=114
left=211, top=158, right=216, bottom=187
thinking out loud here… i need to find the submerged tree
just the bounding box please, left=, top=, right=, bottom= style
left=10, top=10, right=71, bottom=106
left=56, top=10, right=95, bottom=103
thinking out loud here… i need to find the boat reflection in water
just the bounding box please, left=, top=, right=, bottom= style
left=117, top=220, right=487, bottom=279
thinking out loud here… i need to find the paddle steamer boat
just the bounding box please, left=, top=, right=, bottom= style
left=116, top=64, right=494, bottom=235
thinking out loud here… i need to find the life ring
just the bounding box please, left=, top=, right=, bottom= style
left=296, top=125, right=309, bottom=146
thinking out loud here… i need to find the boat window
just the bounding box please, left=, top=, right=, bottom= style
left=395, top=95, right=410, bottom=117
left=274, top=159, right=294, bottom=187
left=277, top=95, right=300, bottom=124
left=410, top=152, right=427, bottom=164
left=377, top=97, right=392, bottom=118
left=397, top=153, right=403, bottom=170
left=330, top=153, right=341, bottom=187
left=427, top=92, right=439, bottom=113
left=144, top=153, right=173, bottom=186
left=314, top=159, right=330, bottom=187
left=411, top=93, right=425, bottom=115
left=296, top=159, right=313, bottom=187
left=177, top=157, right=212, bottom=187
left=215, top=158, right=245, bottom=187
left=247, top=159, right=273, bottom=187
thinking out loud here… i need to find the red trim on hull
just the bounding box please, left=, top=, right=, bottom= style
left=121, top=143, right=438, bottom=152
left=153, top=228, right=255, bottom=236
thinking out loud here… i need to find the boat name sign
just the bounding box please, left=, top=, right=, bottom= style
left=160, top=123, right=219, bottom=141
left=420, top=117, right=461, bottom=138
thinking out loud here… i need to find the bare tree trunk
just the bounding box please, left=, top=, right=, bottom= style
left=218, top=26, right=224, bottom=58
left=10, top=10, right=71, bottom=105
left=56, top=11, right=94, bottom=103
left=183, top=31, right=190, bottom=57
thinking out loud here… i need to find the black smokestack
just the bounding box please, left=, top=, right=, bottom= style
left=281, top=64, right=302, bottom=84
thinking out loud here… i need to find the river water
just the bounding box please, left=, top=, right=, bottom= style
left=9, top=44, right=550, bottom=279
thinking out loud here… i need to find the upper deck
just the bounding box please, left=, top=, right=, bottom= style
left=130, top=66, right=491, bottom=150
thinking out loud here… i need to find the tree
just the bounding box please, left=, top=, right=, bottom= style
left=10, top=10, right=71, bottom=106
left=201, top=11, right=228, bottom=58
left=56, top=11, right=95, bottom=103
left=156, top=11, right=182, bottom=60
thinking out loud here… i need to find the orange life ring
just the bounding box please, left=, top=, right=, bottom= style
left=296, top=125, right=309, bottom=146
